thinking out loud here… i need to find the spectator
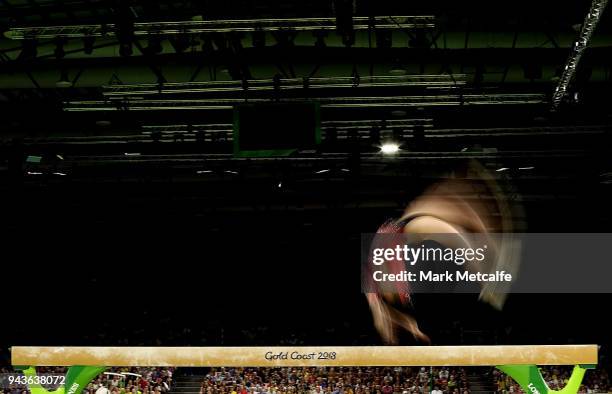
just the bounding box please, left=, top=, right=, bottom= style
left=96, top=383, right=110, bottom=394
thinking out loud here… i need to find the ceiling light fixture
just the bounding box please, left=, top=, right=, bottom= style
left=380, top=143, right=400, bottom=154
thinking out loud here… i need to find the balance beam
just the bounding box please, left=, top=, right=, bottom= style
left=11, top=345, right=597, bottom=367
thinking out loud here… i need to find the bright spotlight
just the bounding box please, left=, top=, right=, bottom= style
left=380, top=143, right=400, bottom=154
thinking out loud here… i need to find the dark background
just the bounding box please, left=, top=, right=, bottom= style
left=0, top=0, right=611, bottom=371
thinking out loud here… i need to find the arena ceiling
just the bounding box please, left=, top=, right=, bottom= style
left=0, top=0, right=610, bottom=230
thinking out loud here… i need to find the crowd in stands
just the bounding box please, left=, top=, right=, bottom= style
left=84, top=367, right=174, bottom=394
left=1, top=363, right=610, bottom=394
left=199, top=366, right=470, bottom=394
left=492, top=366, right=610, bottom=394
left=1, top=367, right=173, bottom=394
